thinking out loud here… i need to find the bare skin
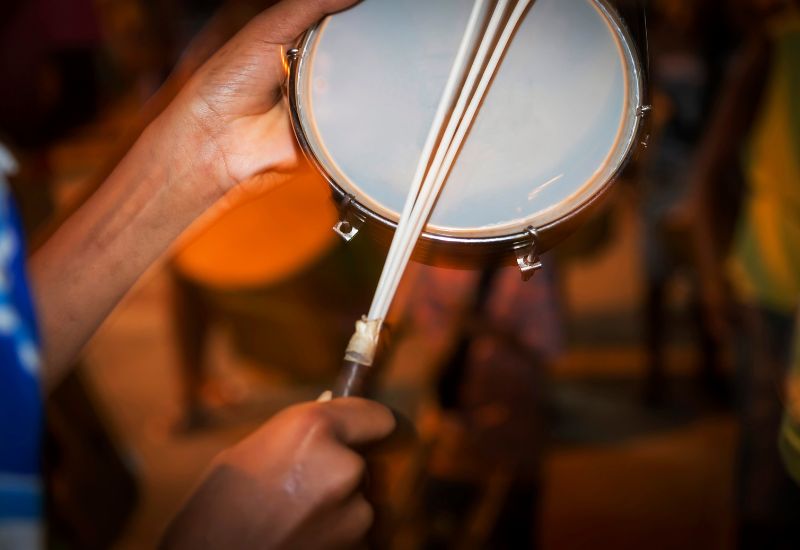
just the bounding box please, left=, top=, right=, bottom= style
left=25, top=0, right=399, bottom=547
left=28, top=0, right=360, bottom=388
left=161, top=398, right=395, bottom=549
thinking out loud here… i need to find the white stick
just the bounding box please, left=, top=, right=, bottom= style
left=366, top=0, right=488, bottom=323
left=369, top=0, right=511, bottom=320
left=371, top=0, right=533, bottom=321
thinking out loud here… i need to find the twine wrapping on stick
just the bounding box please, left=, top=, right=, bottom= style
left=344, top=317, right=383, bottom=367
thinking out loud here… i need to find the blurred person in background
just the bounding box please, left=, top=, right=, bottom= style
left=638, top=0, right=731, bottom=407
left=0, top=0, right=102, bottom=149
left=0, top=0, right=104, bottom=235
left=682, top=0, right=800, bottom=546
left=0, top=1, right=399, bottom=549
left=398, top=264, right=563, bottom=549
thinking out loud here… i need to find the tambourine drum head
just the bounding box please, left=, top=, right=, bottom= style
left=293, top=0, right=643, bottom=245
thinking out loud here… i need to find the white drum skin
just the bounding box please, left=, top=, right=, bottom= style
left=288, top=0, right=647, bottom=265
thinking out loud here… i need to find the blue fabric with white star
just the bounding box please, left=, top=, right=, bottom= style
left=0, top=174, right=43, bottom=527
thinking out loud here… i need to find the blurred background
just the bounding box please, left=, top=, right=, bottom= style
left=2, top=0, right=799, bottom=548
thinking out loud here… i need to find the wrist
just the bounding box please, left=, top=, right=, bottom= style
left=146, top=100, right=232, bottom=210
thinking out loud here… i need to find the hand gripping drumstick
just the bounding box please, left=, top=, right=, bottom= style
left=333, top=0, right=534, bottom=398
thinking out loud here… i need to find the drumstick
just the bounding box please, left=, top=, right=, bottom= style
left=334, top=0, right=534, bottom=397
left=367, top=0, right=489, bottom=322
left=369, top=0, right=511, bottom=321
left=372, top=0, right=533, bottom=321
left=373, top=0, right=528, bottom=319
left=333, top=0, right=493, bottom=398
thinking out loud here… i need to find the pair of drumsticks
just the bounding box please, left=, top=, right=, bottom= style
left=336, top=0, right=534, bottom=396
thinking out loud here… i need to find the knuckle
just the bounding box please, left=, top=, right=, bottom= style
left=361, top=400, right=397, bottom=437
left=342, top=452, right=367, bottom=483
left=288, top=404, right=334, bottom=437
left=324, top=452, right=366, bottom=500
left=350, top=497, right=375, bottom=537
left=341, top=398, right=397, bottom=435
left=375, top=404, right=397, bottom=435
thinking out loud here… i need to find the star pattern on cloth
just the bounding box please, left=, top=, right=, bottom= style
left=0, top=145, right=40, bottom=377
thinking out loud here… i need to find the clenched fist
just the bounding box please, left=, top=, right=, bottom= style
left=162, top=398, right=395, bottom=549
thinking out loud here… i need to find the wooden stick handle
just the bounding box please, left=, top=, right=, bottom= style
left=332, top=359, right=372, bottom=398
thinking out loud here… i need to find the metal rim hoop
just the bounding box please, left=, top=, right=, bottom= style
left=287, top=0, right=649, bottom=264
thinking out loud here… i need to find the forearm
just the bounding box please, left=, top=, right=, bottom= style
left=29, top=111, right=224, bottom=389
left=24, top=0, right=355, bottom=388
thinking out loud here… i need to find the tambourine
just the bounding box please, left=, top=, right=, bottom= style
left=287, top=0, right=649, bottom=280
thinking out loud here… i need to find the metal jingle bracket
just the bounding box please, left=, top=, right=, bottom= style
left=284, top=48, right=301, bottom=83
left=283, top=47, right=301, bottom=94
left=515, top=226, right=543, bottom=281
left=636, top=104, right=653, bottom=150
left=333, top=194, right=366, bottom=242
left=286, top=48, right=301, bottom=61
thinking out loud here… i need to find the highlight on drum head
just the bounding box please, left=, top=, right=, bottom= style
left=289, top=0, right=646, bottom=254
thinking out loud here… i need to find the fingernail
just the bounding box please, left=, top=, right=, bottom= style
left=317, top=390, right=333, bottom=403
